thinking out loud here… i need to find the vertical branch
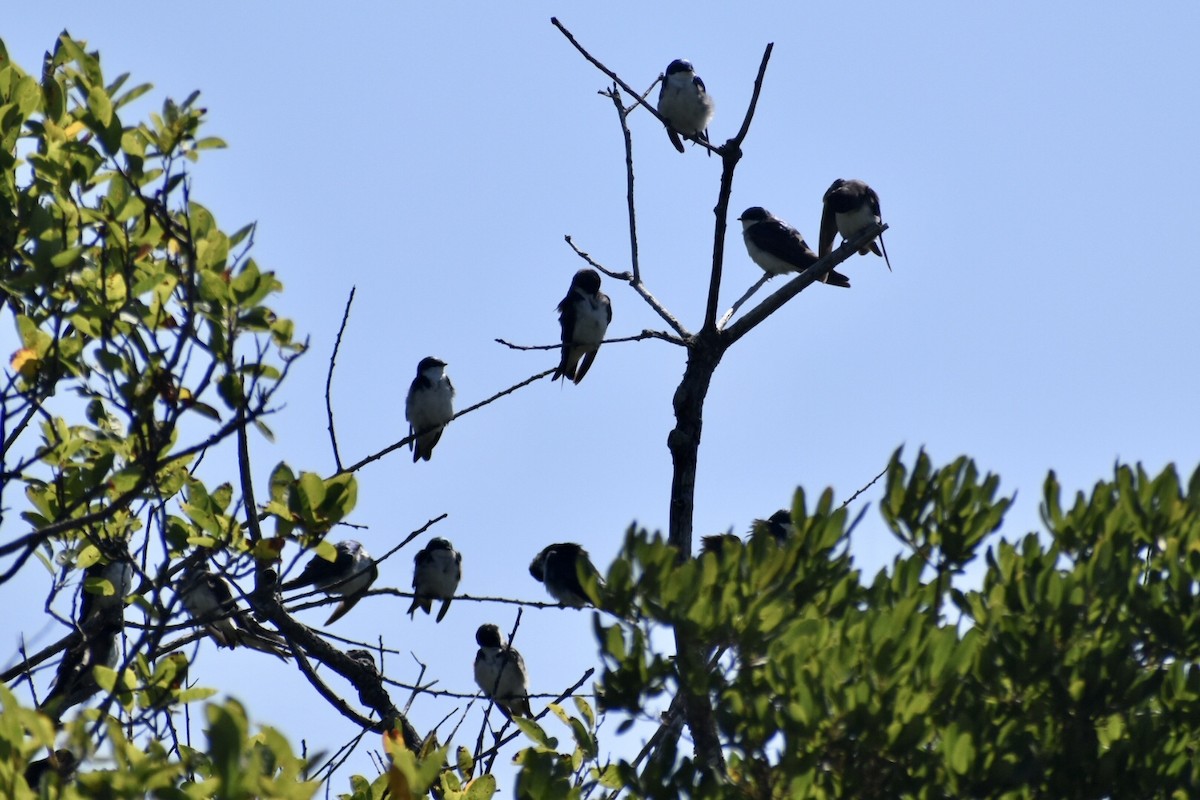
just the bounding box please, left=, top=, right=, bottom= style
left=701, top=43, right=774, bottom=334
left=326, top=288, right=355, bottom=472
left=606, top=86, right=641, bottom=284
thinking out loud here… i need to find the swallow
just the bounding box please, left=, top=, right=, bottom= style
left=700, top=532, right=742, bottom=557
left=552, top=269, right=612, bottom=384
left=474, top=623, right=532, bottom=719
left=753, top=509, right=794, bottom=544
left=819, top=178, right=891, bottom=271
left=529, top=543, right=602, bottom=608
left=408, top=538, right=461, bottom=622
left=78, top=541, right=134, bottom=625
left=179, top=564, right=290, bottom=659
left=738, top=206, right=850, bottom=288
left=41, top=615, right=123, bottom=721
left=281, top=540, right=378, bottom=624
left=405, top=356, right=455, bottom=461
left=657, top=59, right=715, bottom=154
left=24, top=749, right=78, bottom=789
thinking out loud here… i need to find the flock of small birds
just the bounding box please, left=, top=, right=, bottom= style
left=29, top=56, right=893, bottom=790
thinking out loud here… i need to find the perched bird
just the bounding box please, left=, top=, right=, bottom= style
left=753, top=510, right=795, bottom=544
left=657, top=59, right=714, bottom=154
left=738, top=207, right=851, bottom=288
left=179, top=564, right=290, bottom=659
left=529, top=543, right=602, bottom=608
left=24, top=749, right=78, bottom=789
left=78, top=541, right=134, bottom=625
left=408, top=538, right=462, bottom=622
left=700, top=532, right=743, bottom=557
left=345, top=649, right=379, bottom=706
left=281, top=540, right=378, bottom=625
left=474, top=623, right=532, bottom=719
left=41, top=615, right=123, bottom=720
left=552, top=269, right=612, bottom=385
left=819, top=178, right=891, bottom=271
left=405, top=357, right=455, bottom=462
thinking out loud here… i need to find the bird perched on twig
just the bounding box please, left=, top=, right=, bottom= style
left=553, top=269, right=612, bottom=385
left=474, top=623, right=532, bottom=719
left=179, top=563, right=290, bottom=659
left=41, top=615, right=123, bottom=721
left=24, top=749, right=78, bottom=790
left=657, top=58, right=714, bottom=154
left=78, top=541, right=134, bottom=625
left=281, top=540, right=378, bottom=625
left=405, top=357, right=455, bottom=462
left=738, top=206, right=851, bottom=288
left=819, top=178, right=891, bottom=271
left=408, top=538, right=461, bottom=623
left=752, top=509, right=794, bottom=544
left=529, top=543, right=602, bottom=608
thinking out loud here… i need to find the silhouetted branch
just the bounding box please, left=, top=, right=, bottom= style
left=325, top=288, right=356, bottom=472
left=495, top=330, right=685, bottom=351
left=336, top=368, right=556, bottom=477
left=603, top=84, right=642, bottom=284
left=842, top=462, right=889, bottom=509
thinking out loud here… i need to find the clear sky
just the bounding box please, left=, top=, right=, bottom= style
left=4, top=2, right=1199, bottom=792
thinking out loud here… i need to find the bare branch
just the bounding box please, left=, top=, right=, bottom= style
left=495, top=330, right=685, bottom=352
left=842, top=462, right=889, bottom=509
left=335, top=368, right=556, bottom=477
left=603, top=85, right=642, bottom=284
left=717, top=274, right=771, bottom=329
left=325, top=288, right=356, bottom=472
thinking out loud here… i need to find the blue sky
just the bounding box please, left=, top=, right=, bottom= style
left=4, top=1, right=1200, bottom=791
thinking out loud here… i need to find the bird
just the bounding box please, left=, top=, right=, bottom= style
left=657, top=59, right=714, bottom=154
left=819, top=178, right=891, bottom=271
left=553, top=269, right=612, bottom=384
left=529, top=543, right=602, bottom=608
left=408, top=538, right=461, bottom=622
left=753, top=510, right=794, bottom=544
left=700, top=532, right=743, bottom=558
left=474, top=623, right=532, bottom=719
left=41, top=615, right=123, bottom=721
left=179, top=563, right=290, bottom=659
left=738, top=206, right=851, bottom=288
left=24, top=749, right=78, bottom=789
left=281, top=540, right=378, bottom=625
left=78, top=541, right=134, bottom=625
left=405, top=357, right=455, bottom=461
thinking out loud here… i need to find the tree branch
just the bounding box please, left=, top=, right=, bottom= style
left=325, top=287, right=355, bottom=472
left=564, top=236, right=690, bottom=339
left=494, top=330, right=685, bottom=352
left=702, top=43, right=774, bottom=334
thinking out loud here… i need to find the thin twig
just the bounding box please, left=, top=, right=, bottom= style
left=603, top=85, right=641, bottom=284
left=495, top=330, right=685, bottom=351
left=841, top=462, right=889, bottom=509
left=335, top=368, right=556, bottom=476
left=325, top=288, right=356, bottom=472
left=716, top=273, right=771, bottom=329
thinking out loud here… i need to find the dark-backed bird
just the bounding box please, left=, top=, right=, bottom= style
left=281, top=540, right=378, bottom=625
left=474, top=623, right=532, bottom=719
left=657, top=59, right=714, bottom=154
left=529, top=543, right=602, bottom=608
left=405, top=357, right=455, bottom=461
left=408, top=538, right=461, bottom=622
left=78, top=541, right=134, bottom=625
left=553, top=269, right=612, bottom=385
left=41, top=615, right=122, bottom=720
left=819, top=178, right=891, bottom=271
left=179, top=564, right=290, bottom=659
left=738, top=206, right=850, bottom=288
